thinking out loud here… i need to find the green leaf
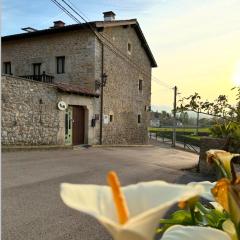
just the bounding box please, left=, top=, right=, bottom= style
left=158, top=210, right=194, bottom=233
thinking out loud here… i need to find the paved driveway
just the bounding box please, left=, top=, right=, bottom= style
left=2, top=145, right=209, bottom=240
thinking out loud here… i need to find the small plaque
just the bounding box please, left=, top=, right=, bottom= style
left=57, top=101, right=67, bottom=111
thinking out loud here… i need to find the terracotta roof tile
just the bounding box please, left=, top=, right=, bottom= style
left=55, top=83, right=99, bottom=97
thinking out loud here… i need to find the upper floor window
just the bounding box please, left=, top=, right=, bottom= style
left=109, top=114, right=113, bottom=123
left=3, top=62, right=11, bottom=75
left=127, top=42, right=132, bottom=54
left=139, top=79, right=143, bottom=92
left=33, top=63, right=41, bottom=76
left=138, top=114, right=141, bottom=124
left=56, top=56, right=65, bottom=74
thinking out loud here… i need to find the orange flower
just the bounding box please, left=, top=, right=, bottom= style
left=211, top=179, right=230, bottom=212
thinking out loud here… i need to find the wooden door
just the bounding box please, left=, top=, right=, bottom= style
left=72, top=106, right=85, bottom=145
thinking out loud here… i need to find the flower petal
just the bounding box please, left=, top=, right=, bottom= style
left=61, top=181, right=204, bottom=240
left=161, top=225, right=231, bottom=240
left=209, top=201, right=224, bottom=212
left=187, top=181, right=215, bottom=201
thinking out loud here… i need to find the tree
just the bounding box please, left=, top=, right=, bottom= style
left=177, top=87, right=240, bottom=152
left=177, top=87, right=240, bottom=123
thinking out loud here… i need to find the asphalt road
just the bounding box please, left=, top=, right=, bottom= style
left=2, top=145, right=210, bottom=240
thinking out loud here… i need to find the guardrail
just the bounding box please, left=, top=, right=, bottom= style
left=19, top=72, right=54, bottom=83
left=149, top=128, right=209, bottom=154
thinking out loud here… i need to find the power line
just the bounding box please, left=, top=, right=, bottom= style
left=51, top=0, right=172, bottom=90
left=50, top=0, right=82, bottom=24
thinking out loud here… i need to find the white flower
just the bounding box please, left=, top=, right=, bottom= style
left=60, top=181, right=204, bottom=240
left=161, top=225, right=231, bottom=240
left=187, top=181, right=216, bottom=201
left=210, top=201, right=224, bottom=212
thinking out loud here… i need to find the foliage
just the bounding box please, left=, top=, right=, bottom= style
left=149, top=127, right=210, bottom=133
left=177, top=87, right=240, bottom=122
left=177, top=87, right=240, bottom=152
left=210, top=122, right=240, bottom=152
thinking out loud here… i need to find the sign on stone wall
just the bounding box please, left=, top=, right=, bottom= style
left=103, top=115, right=109, bottom=124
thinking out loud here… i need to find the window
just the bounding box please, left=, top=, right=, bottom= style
left=3, top=62, right=11, bottom=74
left=138, top=114, right=141, bottom=124
left=56, top=56, right=65, bottom=74
left=127, top=42, right=132, bottom=54
left=33, top=63, right=41, bottom=76
left=109, top=115, right=113, bottom=122
left=139, top=79, right=143, bottom=92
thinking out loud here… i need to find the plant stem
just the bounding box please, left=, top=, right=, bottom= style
left=195, top=202, right=211, bottom=214
left=190, top=206, right=196, bottom=225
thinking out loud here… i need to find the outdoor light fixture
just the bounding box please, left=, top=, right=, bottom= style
left=95, top=73, right=108, bottom=90
left=102, top=73, right=107, bottom=86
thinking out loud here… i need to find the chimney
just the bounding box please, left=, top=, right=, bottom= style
left=53, top=20, right=65, bottom=28
left=103, top=11, right=116, bottom=21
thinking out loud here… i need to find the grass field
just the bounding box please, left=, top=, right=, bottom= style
left=149, top=127, right=210, bottom=133
left=149, top=127, right=210, bottom=147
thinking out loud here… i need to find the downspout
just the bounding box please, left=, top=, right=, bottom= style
left=99, top=42, right=104, bottom=145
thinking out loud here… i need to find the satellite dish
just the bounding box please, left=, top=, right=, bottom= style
left=57, top=101, right=67, bottom=110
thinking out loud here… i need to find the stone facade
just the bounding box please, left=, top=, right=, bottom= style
left=2, top=17, right=156, bottom=145
left=2, top=75, right=99, bottom=145
left=2, top=30, right=96, bottom=90
left=96, top=26, right=152, bottom=144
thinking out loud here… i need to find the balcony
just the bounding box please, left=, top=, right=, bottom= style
left=19, top=72, right=54, bottom=83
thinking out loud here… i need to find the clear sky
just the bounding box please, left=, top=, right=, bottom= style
left=2, top=0, right=240, bottom=111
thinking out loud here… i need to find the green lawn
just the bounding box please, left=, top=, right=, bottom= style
left=148, top=127, right=209, bottom=147
left=149, top=127, right=210, bottom=133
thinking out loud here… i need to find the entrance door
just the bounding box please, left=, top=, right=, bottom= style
left=72, top=106, right=85, bottom=145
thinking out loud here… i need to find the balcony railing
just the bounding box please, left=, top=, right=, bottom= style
left=19, top=72, right=54, bottom=83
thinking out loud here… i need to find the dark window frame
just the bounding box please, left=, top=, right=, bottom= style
left=127, top=42, right=132, bottom=53
left=33, top=63, right=41, bottom=76
left=138, top=114, right=141, bottom=124
left=139, top=79, right=143, bottom=92
left=109, top=115, right=113, bottom=122
left=56, top=56, right=65, bottom=74
left=3, top=62, right=11, bottom=75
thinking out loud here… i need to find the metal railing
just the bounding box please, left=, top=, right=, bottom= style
left=19, top=72, right=54, bottom=83
left=148, top=127, right=209, bottom=154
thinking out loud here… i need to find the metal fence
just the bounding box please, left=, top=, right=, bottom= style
left=149, top=126, right=210, bottom=154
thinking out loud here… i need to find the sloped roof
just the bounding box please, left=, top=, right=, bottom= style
left=2, top=19, right=157, bottom=67
left=55, top=83, right=99, bottom=97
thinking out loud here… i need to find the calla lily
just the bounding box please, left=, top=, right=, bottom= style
left=161, top=225, right=231, bottom=240
left=206, top=150, right=240, bottom=179
left=212, top=178, right=240, bottom=238
left=187, top=181, right=216, bottom=201
left=60, top=181, right=204, bottom=240
left=209, top=201, right=224, bottom=212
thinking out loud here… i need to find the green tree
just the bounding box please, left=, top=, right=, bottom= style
left=177, top=87, right=240, bottom=152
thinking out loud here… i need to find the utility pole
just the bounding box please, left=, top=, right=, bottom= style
left=172, top=86, right=177, bottom=147
left=196, top=109, right=200, bottom=136
left=99, top=43, right=104, bottom=145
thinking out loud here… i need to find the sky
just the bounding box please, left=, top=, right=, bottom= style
left=2, top=0, right=240, bottom=112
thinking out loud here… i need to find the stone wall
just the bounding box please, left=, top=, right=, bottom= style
left=198, top=137, right=227, bottom=176
left=2, top=30, right=96, bottom=90
left=2, top=75, right=100, bottom=146
left=2, top=75, right=62, bottom=145
left=95, top=26, right=152, bottom=144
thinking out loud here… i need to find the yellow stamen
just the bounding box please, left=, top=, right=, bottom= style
left=107, top=171, right=129, bottom=224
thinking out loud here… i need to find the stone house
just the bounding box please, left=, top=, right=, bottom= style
left=2, top=11, right=157, bottom=146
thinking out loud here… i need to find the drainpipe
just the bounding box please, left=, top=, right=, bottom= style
left=99, top=43, right=104, bottom=145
